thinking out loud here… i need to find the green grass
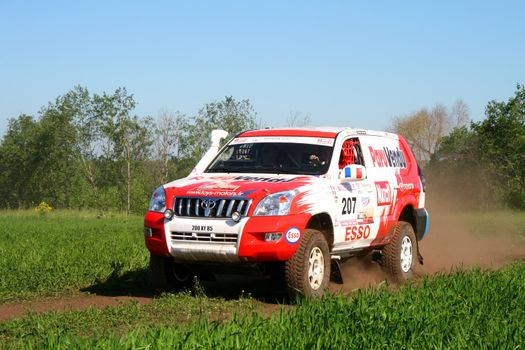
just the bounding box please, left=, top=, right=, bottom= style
left=462, top=210, right=525, bottom=238
left=1, top=263, right=524, bottom=349
left=0, top=210, right=149, bottom=302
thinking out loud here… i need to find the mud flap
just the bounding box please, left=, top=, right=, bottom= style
left=330, top=259, right=344, bottom=284
left=417, top=242, right=424, bottom=265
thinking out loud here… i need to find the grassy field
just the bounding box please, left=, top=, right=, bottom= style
left=461, top=210, right=525, bottom=238
left=0, top=210, right=148, bottom=301
left=0, top=210, right=524, bottom=349
left=1, top=264, right=524, bottom=349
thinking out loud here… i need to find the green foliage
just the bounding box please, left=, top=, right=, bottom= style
left=429, top=127, right=492, bottom=208
left=0, top=115, right=40, bottom=207
left=472, top=84, right=525, bottom=208
left=183, top=96, right=258, bottom=164
left=430, top=84, right=525, bottom=209
left=0, top=89, right=258, bottom=212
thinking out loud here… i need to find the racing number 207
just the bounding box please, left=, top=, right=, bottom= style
left=341, top=197, right=357, bottom=215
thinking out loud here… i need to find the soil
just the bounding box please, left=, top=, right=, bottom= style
left=1, top=206, right=524, bottom=322
left=0, top=295, right=152, bottom=322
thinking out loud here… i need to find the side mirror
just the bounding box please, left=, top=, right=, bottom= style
left=339, top=164, right=367, bottom=182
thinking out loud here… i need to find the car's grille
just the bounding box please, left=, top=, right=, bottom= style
left=171, top=231, right=238, bottom=243
left=173, top=197, right=251, bottom=218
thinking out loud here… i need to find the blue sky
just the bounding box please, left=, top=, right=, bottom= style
left=1, top=1, right=524, bottom=134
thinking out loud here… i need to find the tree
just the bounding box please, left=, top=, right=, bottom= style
left=94, top=88, right=152, bottom=214
left=0, top=115, right=40, bottom=207
left=65, top=86, right=101, bottom=204
left=390, top=104, right=452, bottom=163
left=472, top=84, right=525, bottom=208
left=450, top=99, right=470, bottom=128
left=184, top=96, right=257, bottom=165
left=35, top=98, right=83, bottom=207
left=428, top=126, right=492, bottom=208
left=286, top=111, right=312, bottom=127
left=429, top=86, right=525, bottom=209
left=153, top=110, right=188, bottom=184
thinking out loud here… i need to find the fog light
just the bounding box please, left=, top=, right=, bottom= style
left=264, top=233, right=282, bottom=242
left=164, top=209, right=174, bottom=220
left=231, top=211, right=241, bottom=222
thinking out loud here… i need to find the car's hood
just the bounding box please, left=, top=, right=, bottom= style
left=164, top=173, right=315, bottom=200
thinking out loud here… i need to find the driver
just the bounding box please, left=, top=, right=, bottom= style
left=308, top=147, right=330, bottom=166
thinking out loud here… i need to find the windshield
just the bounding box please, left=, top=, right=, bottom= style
left=206, top=142, right=333, bottom=175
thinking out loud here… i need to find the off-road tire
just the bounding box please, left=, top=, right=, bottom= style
left=382, top=221, right=417, bottom=282
left=149, top=254, right=195, bottom=291
left=285, top=229, right=330, bottom=298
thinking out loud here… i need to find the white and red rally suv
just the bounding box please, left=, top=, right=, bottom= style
left=144, top=127, right=429, bottom=297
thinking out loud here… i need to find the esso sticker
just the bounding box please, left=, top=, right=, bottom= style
left=285, top=227, right=301, bottom=244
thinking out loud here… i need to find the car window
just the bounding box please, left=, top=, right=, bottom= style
left=338, top=138, right=364, bottom=169
left=206, top=142, right=333, bottom=175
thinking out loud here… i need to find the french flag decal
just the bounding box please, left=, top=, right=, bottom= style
left=344, top=167, right=363, bottom=179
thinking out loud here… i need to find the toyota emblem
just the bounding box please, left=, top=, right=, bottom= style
left=200, top=199, right=217, bottom=209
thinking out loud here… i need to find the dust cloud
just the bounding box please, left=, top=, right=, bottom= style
left=332, top=194, right=525, bottom=292
left=419, top=197, right=525, bottom=273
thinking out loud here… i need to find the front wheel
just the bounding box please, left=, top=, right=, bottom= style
left=149, top=254, right=195, bottom=291
left=382, top=221, right=417, bottom=281
left=285, top=229, right=331, bottom=298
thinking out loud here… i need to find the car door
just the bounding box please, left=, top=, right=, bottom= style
left=331, top=137, right=376, bottom=252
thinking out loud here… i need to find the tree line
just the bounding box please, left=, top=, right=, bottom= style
left=390, top=84, right=525, bottom=209
left=0, top=84, right=523, bottom=212
left=0, top=86, right=257, bottom=213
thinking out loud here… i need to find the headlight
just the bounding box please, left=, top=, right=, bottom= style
left=149, top=186, right=166, bottom=212
left=253, top=190, right=298, bottom=216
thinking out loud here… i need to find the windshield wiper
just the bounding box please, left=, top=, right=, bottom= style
left=263, top=167, right=296, bottom=174
left=207, top=167, right=235, bottom=173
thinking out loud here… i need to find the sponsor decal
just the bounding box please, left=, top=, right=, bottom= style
left=233, top=175, right=294, bottom=183
left=285, top=227, right=301, bottom=244
left=345, top=225, right=371, bottom=241
left=344, top=167, right=363, bottom=179
left=368, top=146, right=407, bottom=168
left=189, top=182, right=244, bottom=197
left=341, top=196, right=357, bottom=215
left=398, top=183, right=415, bottom=192
left=186, top=189, right=244, bottom=197
left=337, top=183, right=352, bottom=192
left=340, top=217, right=374, bottom=227
left=375, top=181, right=392, bottom=206
left=230, top=137, right=248, bottom=144
left=316, top=138, right=333, bottom=145
left=361, top=196, right=370, bottom=207
left=198, top=182, right=240, bottom=191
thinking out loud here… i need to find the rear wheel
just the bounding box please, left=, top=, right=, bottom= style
left=382, top=221, right=417, bottom=281
left=285, top=229, right=330, bottom=298
left=149, top=254, right=195, bottom=291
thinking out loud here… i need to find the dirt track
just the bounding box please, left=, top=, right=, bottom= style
left=1, top=208, right=524, bottom=322
left=332, top=208, right=525, bottom=293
